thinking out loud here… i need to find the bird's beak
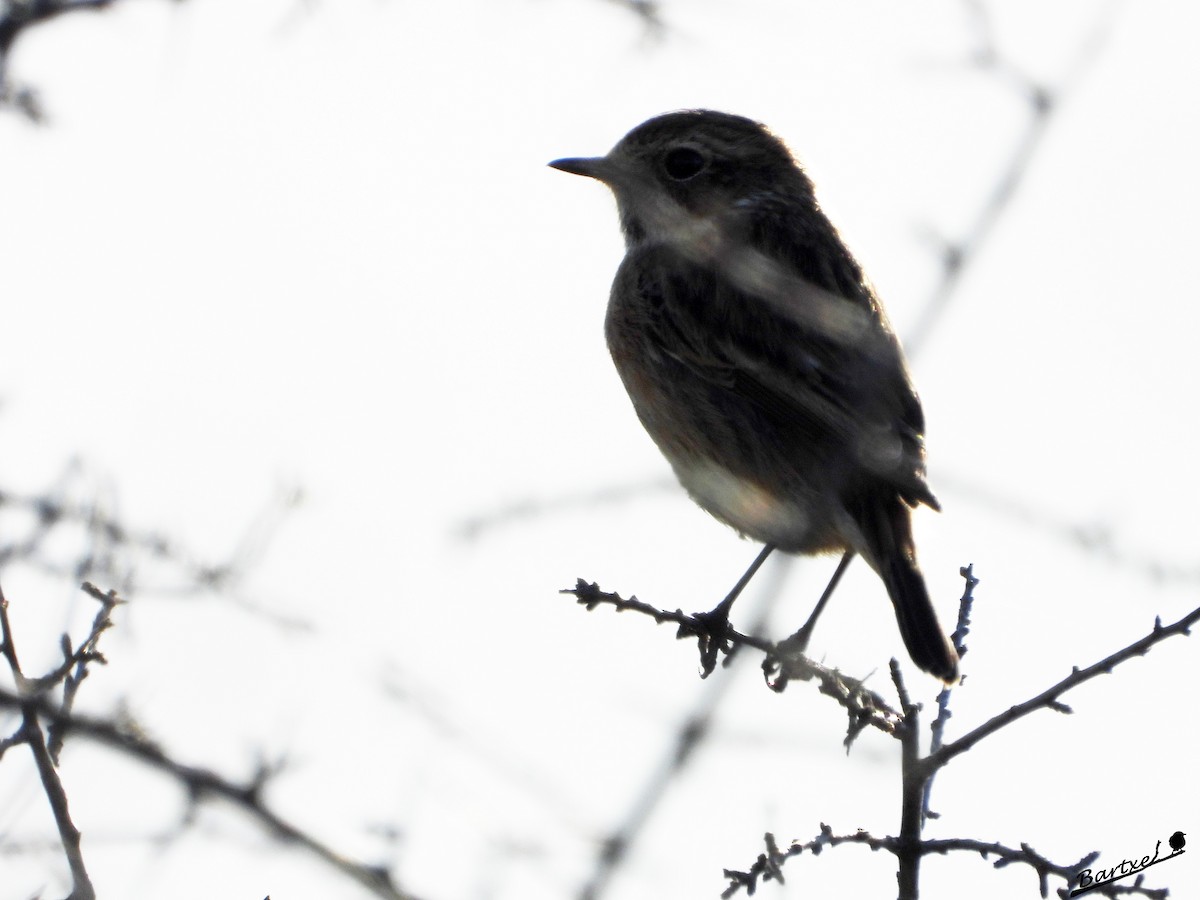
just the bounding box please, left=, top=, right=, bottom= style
left=548, top=156, right=611, bottom=182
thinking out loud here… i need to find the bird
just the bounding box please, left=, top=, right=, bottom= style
left=550, top=110, right=958, bottom=682
left=1169, top=831, right=1185, bottom=853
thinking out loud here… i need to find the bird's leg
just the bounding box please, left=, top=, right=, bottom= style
left=693, top=543, right=774, bottom=675
left=710, top=543, right=775, bottom=622
left=779, top=550, right=855, bottom=656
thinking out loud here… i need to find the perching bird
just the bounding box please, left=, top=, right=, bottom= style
left=551, top=110, right=958, bottom=681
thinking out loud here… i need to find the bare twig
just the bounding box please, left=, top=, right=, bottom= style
left=929, top=604, right=1200, bottom=769
left=923, top=564, right=978, bottom=821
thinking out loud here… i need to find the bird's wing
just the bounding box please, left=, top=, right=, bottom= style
left=628, top=240, right=938, bottom=509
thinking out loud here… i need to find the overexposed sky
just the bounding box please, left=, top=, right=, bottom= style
left=1, top=1, right=1197, bottom=898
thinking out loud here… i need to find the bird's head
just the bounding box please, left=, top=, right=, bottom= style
left=550, top=110, right=814, bottom=247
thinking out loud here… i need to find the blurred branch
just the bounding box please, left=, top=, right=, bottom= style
left=0, top=464, right=309, bottom=628
left=453, top=478, right=675, bottom=542
left=578, top=664, right=733, bottom=900
left=0, top=581, right=109, bottom=900
left=1, top=0, right=666, bottom=121
left=603, top=0, right=664, bottom=36
left=0, top=0, right=114, bottom=54
left=45, top=582, right=121, bottom=763
left=575, top=555, right=792, bottom=900
left=936, top=472, right=1200, bottom=586
left=903, top=0, right=1120, bottom=355
left=0, top=582, right=424, bottom=900
left=467, top=467, right=1196, bottom=589
left=0, top=0, right=121, bottom=120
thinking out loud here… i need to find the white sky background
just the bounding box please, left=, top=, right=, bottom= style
left=1, top=1, right=1198, bottom=898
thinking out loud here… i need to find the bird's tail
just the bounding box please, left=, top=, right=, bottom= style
left=852, top=493, right=959, bottom=683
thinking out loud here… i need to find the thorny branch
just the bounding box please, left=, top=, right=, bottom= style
left=714, top=595, right=1198, bottom=898
left=929, top=603, right=1200, bottom=770
left=722, top=830, right=1167, bottom=900
left=567, top=559, right=1194, bottom=900
left=561, top=578, right=905, bottom=745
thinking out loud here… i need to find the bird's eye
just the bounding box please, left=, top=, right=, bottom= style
left=663, top=146, right=705, bottom=181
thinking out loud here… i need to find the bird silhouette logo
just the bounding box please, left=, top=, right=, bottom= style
left=1168, top=831, right=1185, bottom=853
